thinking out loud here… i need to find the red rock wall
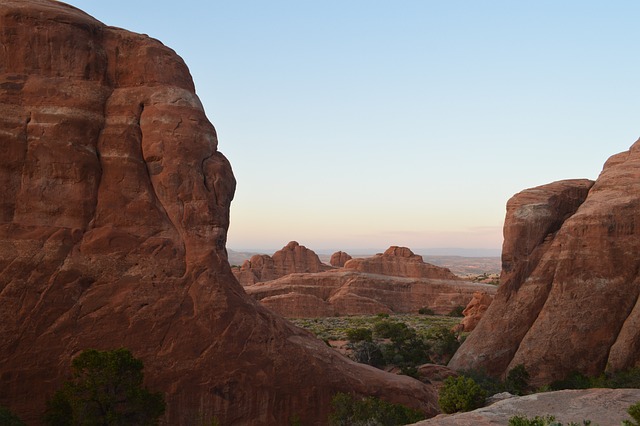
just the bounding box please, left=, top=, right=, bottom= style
left=450, top=151, right=640, bottom=384
left=0, top=1, right=438, bottom=424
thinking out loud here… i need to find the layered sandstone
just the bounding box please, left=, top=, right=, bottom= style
left=233, top=241, right=331, bottom=286
left=330, top=250, right=352, bottom=267
left=246, top=270, right=496, bottom=318
left=344, top=246, right=460, bottom=280
left=0, top=1, right=438, bottom=424
left=450, top=146, right=640, bottom=384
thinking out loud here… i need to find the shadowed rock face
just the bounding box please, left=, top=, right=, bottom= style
left=450, top=142, right=640, bottom=384
left=0, top=1, right=438, bottom=424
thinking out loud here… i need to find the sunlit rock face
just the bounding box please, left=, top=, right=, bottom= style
left=0, top=1, right=439, bottom=424
left=450, top=141, right=640, bottom=384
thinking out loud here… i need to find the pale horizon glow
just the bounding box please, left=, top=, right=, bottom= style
left=65, top=1, right=640, bottom=254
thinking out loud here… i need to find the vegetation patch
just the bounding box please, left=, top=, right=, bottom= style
left=329, top=392, right=425, bottom=426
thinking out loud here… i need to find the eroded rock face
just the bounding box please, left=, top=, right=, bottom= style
left=456, top=291, right=494, bottom=332
left=344, top=246, right=460, bottom=280
left=330, top=250, right=352, bottom=267
left=233, top=241, right=331, bottom=286
left=246, top=270, right=496, bottom=318
left=0, top=1, right=438, bottom=423
left=450, top=146, right=640, bottom=384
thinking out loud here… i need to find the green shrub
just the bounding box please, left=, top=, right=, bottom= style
left=44, top=348, right=165, bottom=426
left=329, top=392, right=425, bottom=426
left=425, top=327, right=460, bottom=364
left=508, top=415, right=592, bottom=426
left=349, top=341, right=385, bottom=368
left=459, top=369, right=505, bottom=396
left=505, top=364, right=530, bottom=396
left=549, top=371, right=593, bottom=391
left=623, top=401, right=640, bottom=426
left=606, top=367, right=640, bottom=389
left=447, top=306, right=465, bottom=317
left=438, top=376, right=487, bottom=414
left=0, top=406, right=25, bottom=426
left=346, top=328, right=373, bottom=342
left=418, top=307, right=435, bottom=315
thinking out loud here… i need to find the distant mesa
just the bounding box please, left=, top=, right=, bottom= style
left=232, top=241, right=331, bottom=286
left=344, top=246, right=461, bottom=280
left=240, top=244, right=496, bottom=318
left=450, top=139, right=640, bottom=386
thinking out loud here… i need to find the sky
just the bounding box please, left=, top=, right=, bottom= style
left=64, top=1, right=639, bottom=253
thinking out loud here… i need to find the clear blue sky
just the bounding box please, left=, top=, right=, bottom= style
left=64, top=0, right=639, bottom=253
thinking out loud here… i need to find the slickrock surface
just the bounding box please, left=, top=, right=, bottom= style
left=450, top=143, right=640, bottom=385
left=246, top=270, right=496, bottom=318
left=330, top=250, right=352, bottom=267
left=344, top=246, right=460, bottom=280
left=0, top=1, right=438, bottom=424
left=233, top=241, right=331, bottom=286
left=412, top=388, right=640, bottom=426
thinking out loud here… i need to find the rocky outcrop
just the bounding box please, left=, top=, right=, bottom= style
left=330, top=250, right=352, bottom=267
left=233, top=241, right=331, bottom=286
left=450, top=143, right=640, bottom=385
left=455, top=291, right=494, bottom=332
left=412, top=388, right=640, bottom=426
left=246, top=270, right=496, bottom=317
left=0, top=1, right=438, bottom=424
left=344, top=246, right=460, bottom=280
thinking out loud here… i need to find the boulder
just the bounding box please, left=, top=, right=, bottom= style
left=0, top=1, right=439, bottom=424
left=450, top=142, right=640, bottom=385
left=330, top=250, right=353, bottom=267
left=246, top=270, right=496, bottom=318
left=344, top=246, right=460, bottom=280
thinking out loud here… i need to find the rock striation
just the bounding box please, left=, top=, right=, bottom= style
left=233, top=241, right=331, bottom=286
left=344, top=246, right=460, bottom=280
left=246, top=270, right=496, bottom=318
left=0, top=1, right=438, bottom=424
left=330, top=250, right=352, bottom=267
left=450, top=143, right=640, bottom=385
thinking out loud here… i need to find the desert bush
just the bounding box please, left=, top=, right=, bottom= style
left=438, top=376, right=487, bottom=414
left=418, top=307, right=435, bottom=315
left=505, top=364, right=530, bottom=396
left=349, top=341, right=385, bottom=368
left=459, top=369, right=505, bottom=396
left=329, top=392, right=425, bottom=426
left=346, top=328, right=373, bottom=343
left=508, top=415, right=592, bottom=426
left=0, top=406, right=25, bottom=426
left=623, top=401, right=640, bottom=426
left=549, top=371, right=594, bottom=391
left=44, top=348, right=165, bottom=426
left=425, top=326, right=460, bottom=364
left=447, top=306, right=465, bottom=317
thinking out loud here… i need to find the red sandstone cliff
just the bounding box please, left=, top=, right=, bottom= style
left=0, top=1, right=438, bottom=424
left=233, top=241, right=331, bottom=286
left=344, top=246, right=460, bottom=280
left=247, top=270, right=496, bottom=318
left=449, top=148, right=640, bottom=384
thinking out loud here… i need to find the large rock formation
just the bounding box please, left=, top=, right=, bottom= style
left=344, top=246, right=460, bottom=280
left=246, top=270, right=496, bottom=318
left=450, top=143, right=640, bottom=384
left=330, top=250, right=352, bottom=267
left=455, top=291, right=494, bottom=332
left=0, top=1, right=439, bottom=424
left=413, top=388, right=640, bottom=426
left=233, top=241, right=331, bottom=286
